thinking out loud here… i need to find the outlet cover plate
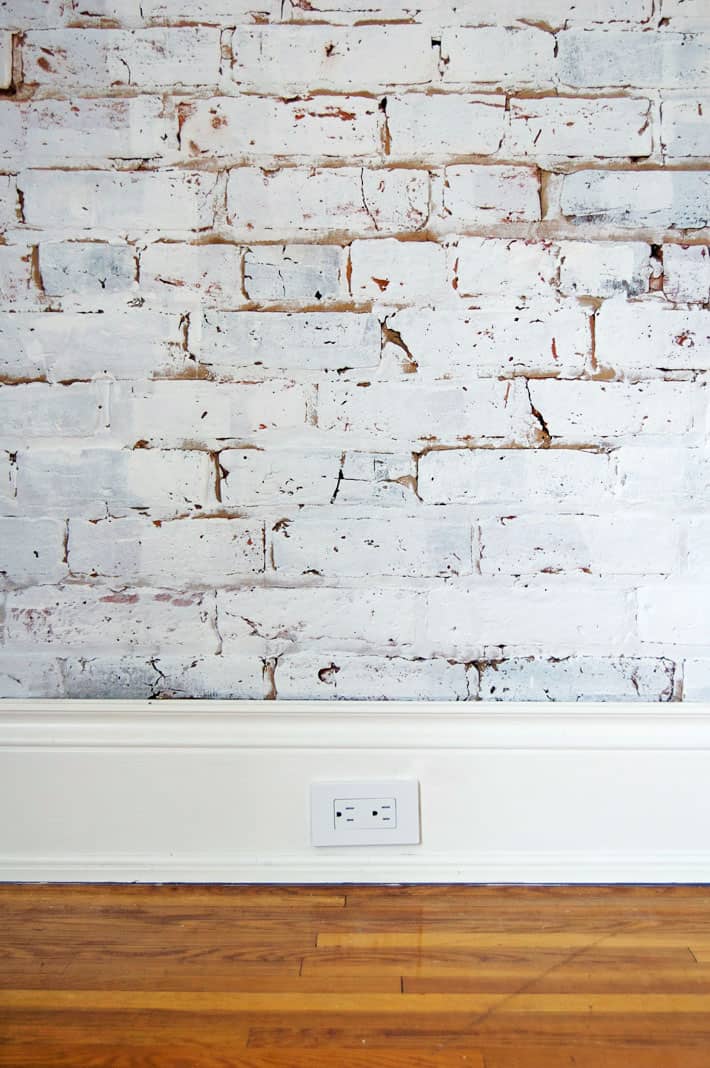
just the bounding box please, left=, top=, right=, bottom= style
left=311, top=780, right=420, bottom=847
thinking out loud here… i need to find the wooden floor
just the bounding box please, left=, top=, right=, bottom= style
left=3, top=885, right=710, bottom=1066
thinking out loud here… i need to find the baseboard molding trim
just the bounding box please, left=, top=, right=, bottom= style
left=2, top=699, right=710, bottom=884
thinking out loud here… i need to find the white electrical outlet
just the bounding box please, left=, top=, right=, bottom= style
left=310, top=780, right=420, bottom=847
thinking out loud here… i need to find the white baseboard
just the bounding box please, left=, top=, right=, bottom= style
left=2, top=699, right=710, bottom=884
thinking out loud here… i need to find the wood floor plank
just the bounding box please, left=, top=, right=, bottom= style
left=0, top=1042, right=486, bottom=1068
left=405, top=965, right=710, bottom=994
left=316, top=930, right=705, bottom=949
left=246, top=1013, right=710, bottom=1047
left=481, top=1047, right=710, bottom=1067
left=301, top=945, right=694, bottom=977
left=6, top=989, right=710, bottom=1014
left=5, top=883, right=710, bottom=1064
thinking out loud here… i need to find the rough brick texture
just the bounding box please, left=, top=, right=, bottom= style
left=1, top=1, right=708, bottom=702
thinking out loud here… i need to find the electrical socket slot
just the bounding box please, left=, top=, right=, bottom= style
left=311, top=780, right=420, bottom=847
left=334, top=797, right=397, bottom=831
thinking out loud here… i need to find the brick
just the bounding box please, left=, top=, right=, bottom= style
left=427, top=582, right=633, bottom=653
left=0, top=98, right=174, bottom=165
left=5, top=586, right=219, bottom=654
left=558, top=30, right=710, bottom=89
left=217, top=586, right=423, bottom=649
left=507, top=97, right=652, bottom=159
left=384, top=94, right=506, bottom=160
left=0, top=383, right=108, bottom=439
left=218, top=448, right=415, bottom=507
left=243, top=245, right=346, bottom=303
left=0, top=655, right=63, bottom=698
left=440, top=165, right=540, bottom=228
left=685, top=516, right=710, bottom=575
left=419, top=448, right=614, bottom=508
left=453, top=238, right=558, bottom=299
left=559, top=241, right=651, bottom=297
left=271, top=515, right=472, bottom=578
left=219, top=449, right=339, bottom=506
left=69, top=517, right=264, bottom=586
left=0, top=30, right=10, bottom=88
left=196, top=311, right=381, bottom=373
left=0, top=1, right=65, bottom=28
left=480, top=657, right=673, bottom=702
left=596, top=300, right=710, bottom=372
left=662, top=98, right=710, bottom=158
left=61, top=654, right=266, bottom=700
left=20, top=170, right=218, bottom=233
left=560, top=170, right=710, bottom=229
left=0, top=245, right=33, bottom=307
left=110, top=380, right=307, bottom=445
left=616, top=447, right=710, bottom=507
left=0, top=518, right=67, bottom=585
left=0, top=450, right=16, bottom=509
left=661, top=0, right=710, bottom=25
left=639, top=582, right=710, bottom=645
left=0, top=311, right=187, bottom=381
left=179, top=96, right=380, bottom=159
left=232, top=26, right=436, bottom=93
left=336, top=452, right=417, bottom=506
left=479, top=514, right=680, bottom=576
left=139, top=243, right=244, bottom=308
left=0, top=175, right=18, bottom=228
left=683, top=660, right=710, bottom=701
left=349, top=239, right=449, bottom=303
left=72, top=0, right=143, bottom=19
left=663, top=244, right=710, bottom=303
left=142, top=0, right=274, bottom=18
left=39, top=242, right=136, bottom=298
left=227, top=167, right=430, bottom=239
left=386, top=305, right=589, bottom=378
left=441, top=27, right=555, bottom=88
left=24, top=28, right=220, bottom=89
left=528, top=380, right=699, bottom=441
left=276, top=653, right=469, bottom=701
left=280, top=0, right=651, bottom=23
left=14, top=448, right=214, bottom=519
left=319, top=379, right=536, bottom=444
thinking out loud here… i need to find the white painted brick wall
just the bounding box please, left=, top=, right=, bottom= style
left=227, top=167, right=429, bottom=239
left=12, top=449, right=214, bottom=519
left=20, top=170, right=219, bottom=233
left=139, top=243, right=243, bottom=308
left=558, top=30, right=710, bottom=89
left=232, top=26, right=436, bottom=93
left=0, top=30, right=11, bottom=89
left=1, top=0, right=708, bottom=700
left=663, top=244, right=710, bottom=303
left=68, top=517, right=264, bottom=585
left=0, top=518, right=68, bottom=586
left=179, top=97, right=381, bottom=159
left=243, top=245, right=346, bottom=304
left=561, top=171, right=710, bottom=229
left=662, top=99, right=710, bottom=158
left=0, top=175, right=17, bottom=228
left=271, top=515, right=472, bottom=578
left=39, top=243, right=137, bottom=298
left=5, top=586, right=219, bottom=654
left=24, top=29, right=221, bottom=90
left=0, top=311, right=186, bottom=381
left=507, top=97, right=652, bottom=159
left=196, top=311, right=381, bottom=372
left=0, top=98, right=174, bottom=165
left=596, top=300, right=710, bottom=372
left=480, top=658, right=674, bottom=703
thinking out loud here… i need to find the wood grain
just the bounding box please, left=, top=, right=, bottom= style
left=2, top=884, right=710, bottom=1066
